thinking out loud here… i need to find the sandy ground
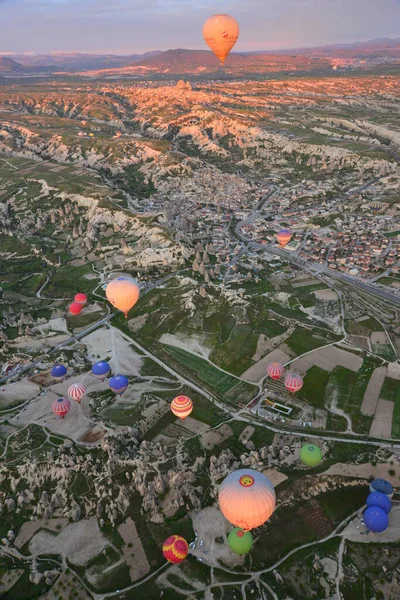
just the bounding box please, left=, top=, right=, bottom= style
left=32, top=317, right=68, bottom=335
left=347, top=335, right=370, bottom=351
left=371, top=331, right=389, bottom=345
left=361, top=366, right=387, bottom=416
left=314, top=289, right=338, bottom=301
left=141, top=399, right=168, bottom=420
left=239, top=425, right=255, bottom=444
left=262, top=467, right=288, bottom=487
left=10, top=333, right=70, bottom=349
left=241, top=349, right=291, bottom=383
left=15, top=518, right=68, bottom=549
left=252, top=334, right=272, bottom=362
left=323, top=462, right=400, bottom=485
left=190, top=506, right=244, bottom=568
left=29, top=517, right=108, bottom=566
left=290, top=346, right=362, bottom=373
left=369, top=398, right=394, bottom=439
left=388, top=362, right=400, bottom=380
left=159, top=333, right=212, bottom=359
left=12, top=380, right=106, bottom=443
left=41, top=571, right=92, bottom=600
left=118, top=517, right=150, bottom=582
left=343, top=506, right=400, bottom=543
left=200, top=424, right=233, bottom=450
left=81, top=325, right=143, bottom=376
left=0, top=380, right=40, bottom=408
left=0, top=570, right=24, bottom=594
left=128, top=313, right=148, bottom=333
left=179, top=416, right=209, bottom=435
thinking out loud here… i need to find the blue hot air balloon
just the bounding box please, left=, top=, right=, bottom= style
left=370, top=479, right=394, bottom=498
left=109, top=375, right=129, bottom=396
left=51, top=364, right=67, bottom=382
left=366, top=492, right=392, bottom=514
left=363, top=506, right=389, bottom=533
left=92, top=361, right=111, bottom=381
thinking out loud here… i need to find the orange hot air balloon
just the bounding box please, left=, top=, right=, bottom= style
left=105, top=277, right=140, bottom=318
left=276, top=229, right=292, bottom=247
left=203, top=14, right=239, bottom=66
left=162, top=535, right=188, bottom=564
left=171, top=395, right=193, bottom=420
left=218, top=469, right=276, bottom=531
left=81, top=120, right=87, bottom=126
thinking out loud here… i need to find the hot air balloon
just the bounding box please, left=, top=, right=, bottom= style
left=228, top=528, right=253, bottom=555
left=81, top=120, right=87, bottom=126
left=109, top=374, right=129, bottom=395
left=370, top=202, right=382, bottom=212
left=69, top=302, right=82, bottom=316
left=92, top=361, right=111, bottom=381
left=68, top=383, right=86, bottom=404
left=116, top=131, right=122, bottom=138
left=218, top=469, right=276, bottom=531
left=171, top=395, right=193, bottom=420
left=74, top=293, right=87, bottom=306
left=276, top=229, right=292, bottom=247
left=51, top=364, right=67, bottom=382
left=162, top=535, right=188, bottom=564
left=52, top=397, right=71, bottom=418
left=203, top=14, right=239, bottom=66
left=299, top=444, right=322, bottom=467
left=366, top=492, right=392, bottom=514
left=363, top=506, right=388, bottom=533
left=266, top=362, right=284, bottom=380
left=370, top=479, right=393, bottom=498
left=284, top=373, right=303, bottom=393
left=89, top=133, right=94, bottom=138
left=106, top=277, right=140, bottom=318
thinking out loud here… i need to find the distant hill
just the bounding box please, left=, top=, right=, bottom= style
left=0, top=57, right=24, bottom=72
left=256, top=37, right=400, bottom=58
left=11, top=51, right=163, bottom=71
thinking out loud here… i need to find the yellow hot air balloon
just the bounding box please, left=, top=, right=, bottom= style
left=106, top=277, right=140, bottom=318
left=203, top=14, right=239, bottom=66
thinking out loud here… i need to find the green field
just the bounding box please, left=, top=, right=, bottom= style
left=285, top=327, right=340, bottom=355
left=297, top=366, right=330, bottom=408
left=380, top=377, right=399, bottom=402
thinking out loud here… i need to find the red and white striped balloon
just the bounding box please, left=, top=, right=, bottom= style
left=284, top=373, right=303, bottom=393
left=52, top=397, right=71, bottom=418
left=68, top=383, right=86, bottom=404
left=266, top=362, right=284, bottom=380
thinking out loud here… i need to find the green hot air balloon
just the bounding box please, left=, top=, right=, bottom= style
left=228, top=528, right=253, bottom=555
left=300, top=444, right=322, bottom=467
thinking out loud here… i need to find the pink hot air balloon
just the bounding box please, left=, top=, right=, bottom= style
left=276, top=229, right=292, bottom=247
left=284, top=373, right=303, bottom=393
left=266, top=362, right=284, bottom=380
left=68, top=383, right=86, bottom=404
left=52, top=397, right=71, bottom=419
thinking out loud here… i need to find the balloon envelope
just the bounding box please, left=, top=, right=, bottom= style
left=370, top=479, right=393, bottom=498
left=276, top=229, right=292, bottom=246
left=366, top=492, right=392, bottom=514
left=300, top=444, right=322, bottom=467
left=266, top=362, right=284, bottom=380
left=51, top=364, right=67, bottom=380
left=69, top=302, right=82, bottom=316
left=228, top=528, right=253, bottom=554
left=52, top=397, right=71, bottom=418
left=219, top=468, right=276, bottom=531
left=203, top=14, right=239, bottom=65
left=74, top=293, right=87, bottom=305
left=364, top=506, right=388, bottom=533
left=68, top=383, right=86, bottom=403
left=109, top=374, right=129, bottom=395
left=92, top=361, right=111, bottom=379
left=106, top=277, right=140, bottom=318
left=285, top=373, right=303, bottom=393
left=171, top=395, right=193, bottom=420
left=162, top=535, right=188, bottom=564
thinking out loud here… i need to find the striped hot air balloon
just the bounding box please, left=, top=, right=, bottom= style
left=276, top=229, right=292, bottom=247
left=266, top=362, right=284, bottom=380
left=51, top=364, right=67, bottom=382
left=370, top=202, right=382, bottom=212
left=171, top=395, right=193, bottom=420
left=162, top=535, right=188, bottom=564
left=92, top=361, right=111, bottom=381
left=74, top=293, right=87, bottom=306
left=218, top=469, right=276, bottom=531
left=284, top=373, right=303, bottom=393
left=109, top=375, right=129, bottom=395
left=52, top=397, right=71, bottom=418
left=68, top=383, right=86, bottom=404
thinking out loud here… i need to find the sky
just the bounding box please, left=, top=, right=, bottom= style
left=1, top=0, right=400, bottom=54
